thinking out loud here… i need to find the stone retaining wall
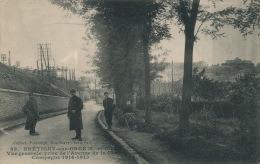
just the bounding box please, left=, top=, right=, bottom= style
left=0, top=88, right=69, bottom=121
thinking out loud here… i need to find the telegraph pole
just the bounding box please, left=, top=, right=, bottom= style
left=69, top=69, right=71, bottom=80
left=65, top=67, right=68, bottom=89
left=8, top=51, right=11, bottom=66
left=40, top=47, right=43, bottom=78
left=37, top=43, right=52, bottom=83
left=46, top=44, right=50, bottom=84
left=37, top=60, right=40, bottom=77
left=73, top=69, right=76, bottom=81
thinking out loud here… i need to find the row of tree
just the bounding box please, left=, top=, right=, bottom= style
left=50, top=0, right=259, bottom=133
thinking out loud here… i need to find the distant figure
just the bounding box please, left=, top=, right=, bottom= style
left=22, top=92, right=40, bottom=136
left=103, top=92, right=115, bottom=131
left=68, top=89, right=83, bottom=141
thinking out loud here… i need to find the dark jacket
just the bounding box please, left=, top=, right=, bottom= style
left=68, top=95, right=83, bottom=130
left=103, top=97, right=115, bottom=111
left=22, top=98, right=39, bottom=130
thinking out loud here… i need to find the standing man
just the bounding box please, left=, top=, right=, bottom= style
left=68, top=89, right=83, bottom=141
left=103, top=92, right=115, bottom=131
left=22, top=92, right=40, bottom=136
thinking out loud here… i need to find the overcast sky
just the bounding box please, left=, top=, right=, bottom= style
left=0, top=0, right=259, bottom=78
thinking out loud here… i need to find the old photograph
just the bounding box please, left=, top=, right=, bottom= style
left=0, top=0, right=259, bottom=163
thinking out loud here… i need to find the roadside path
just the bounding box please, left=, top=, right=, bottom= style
left=0, top=101, right=134, bottom=164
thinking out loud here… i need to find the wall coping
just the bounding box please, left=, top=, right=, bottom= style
left=0, top=88, right=69, bottom=99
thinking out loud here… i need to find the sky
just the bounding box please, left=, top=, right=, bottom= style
left=0, top=0, right=259, bottom=79
left=0, top=0, right=95, bottom=78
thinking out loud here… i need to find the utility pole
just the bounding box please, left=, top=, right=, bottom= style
left=65, top=67, right=68, bottom=89
left=37, top=43, right=52, bottom=83
left=8, top=51, right=11, bottom=66
left=69, top=69, right=71, bottom=80
left=74, top=69, right=76, bottom=81
left=46, top=44, right=50, bottom=84
left=40, top=47, right=43, bottom=78
left=72, top=69, right=74, bottom=81
left=37, top=60, right=39, bottom=77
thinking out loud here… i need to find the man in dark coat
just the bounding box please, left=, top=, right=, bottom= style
left=22, top=92, right=39, bottom=136
left=68, top=89, right=83, bottom=141
left=103, top=92, right=115, bottom=131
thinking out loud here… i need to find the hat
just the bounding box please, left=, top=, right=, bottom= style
left=70, top=89, right=76, bottom=93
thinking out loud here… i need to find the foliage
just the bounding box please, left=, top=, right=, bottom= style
left=154, top=127, right=243, bottom=162
left=228, top=73, right=257, bottom=105
left=151, top=94, right=173, bottom=112
left=192, top=68, right=226, bottom=101
left=136, top=122, right=161, bottom=133
left=162, top=0, right=260, bottom=132
left=232, top=128, right=257, bottom=162
left=190, top=101, right=234, bottom=118
left=137, top=94, right=182, bottom=113
left=50, top=0, right=171, bottom=115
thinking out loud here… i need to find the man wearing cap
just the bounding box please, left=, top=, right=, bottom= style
left=68, top=89, right=84, bottom=141
left=22, top=92, right=40, bottom=136
left=103, top=92, right=115, bottom=130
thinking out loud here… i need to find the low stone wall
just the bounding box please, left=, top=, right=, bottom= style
left=0, top=88, right=69, bottom=121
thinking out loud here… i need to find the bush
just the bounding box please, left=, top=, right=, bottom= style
left=190, top=101, right=235, bottom=118
left=152, top=112, right=179, bottom=125
left=138, top=95, right=236, bottom=118
left=137, top=94, right=181, bottom=113
left=151, top=94, right=173, bottom=112
left=116, top=109, right=145, bottom=130
left=136, top=122, right=161, bottom=133
left=231, top=129, right=257, bottom=162
left=154, top=128, right=241, bottom=161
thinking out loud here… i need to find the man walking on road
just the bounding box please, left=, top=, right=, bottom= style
left=22, top=92, right=40, bottom=136
left=103, top=92, right=115, bottom=131
left=68, top=89, right=84, bottom=141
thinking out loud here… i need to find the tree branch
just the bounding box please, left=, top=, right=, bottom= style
left=195, top=21, right=205, bottom=38
left=195, top=12, right=210, bottom=38
left=190, top=0, right=200, bottom=30
left=178, top=0, right=190, bottom=25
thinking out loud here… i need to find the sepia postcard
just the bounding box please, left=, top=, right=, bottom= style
left=0, top=0, right=259, bottom=164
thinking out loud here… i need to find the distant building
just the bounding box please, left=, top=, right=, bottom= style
left=193, top=61, right=208, bottom=68
left=159, top=61, right=208, bottom=82
left=221, top=57, right=254, bottom=67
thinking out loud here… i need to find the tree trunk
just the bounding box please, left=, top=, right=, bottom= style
left=180, top=35, right=194, bottom=132
left=142, top=18, right=152, bottom=123
left=178, top=0, right=200, bottom=133
left=114, top=82, right=126, bottom=109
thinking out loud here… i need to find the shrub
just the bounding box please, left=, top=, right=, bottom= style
left=151, top=94, right=173, bottom=112
left=231, top=129, right=257, bottom=162
left=152, top=112, right=179, bottom=125
left=154, top=128, right=241, bottom=161
left=190, top=101, right=235, bottom=118
left=138, top=95, right=236, bottom=118
left=137, top=94, right=182, bottom=113
left=116, top=109, right=145, bottom=130
left=136, top=122, right=161, bottom=133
